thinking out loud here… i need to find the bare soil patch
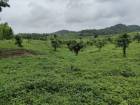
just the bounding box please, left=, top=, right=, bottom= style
left=0, top=49, right=36, bottom=58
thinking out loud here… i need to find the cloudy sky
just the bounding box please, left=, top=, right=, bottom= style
left=0, top=0, right=139, bottom=33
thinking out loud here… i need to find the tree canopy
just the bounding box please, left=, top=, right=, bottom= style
left=0, top=23, right=13, bottom=40
left=116, top=33, right=131, bottom=57
left=0, top=0, right=10, bottom=12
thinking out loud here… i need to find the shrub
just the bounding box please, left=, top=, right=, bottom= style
left=120, top=70, right=136, bottom=77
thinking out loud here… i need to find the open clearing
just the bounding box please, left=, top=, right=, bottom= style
left=0, top=40, right=140, bottom=105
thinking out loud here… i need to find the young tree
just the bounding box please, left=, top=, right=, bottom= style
left=106, top=37, right=113, bottom=44
left=67, top=40, right=84, bottom=56
left=116, top=33, right=131, bottom=57
left=94, top=39, right=106, bottom=51
left=87, top=40, right=94, bottom=46
left=51, top=35, right=61, bottom=51
left=0, top=0, right=10, bottom=12
left=15, top=35, right=23, bottom=47
left=51, top=40, right=61, bottom=51
left=94, top=34, right=98, bottom=38
left=133, top=33, right=140, bottom=43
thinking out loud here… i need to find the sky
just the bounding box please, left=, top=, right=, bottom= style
left=0, top=0, right=140, bottom=33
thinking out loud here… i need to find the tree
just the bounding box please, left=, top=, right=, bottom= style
left=116, top=33, right=131, bottom=57
left=67, top=40, right=85, bottom=56
left=87, top=40, right=94, bottom=46
left=51, top=40, right=61, bottom=51
left=133, top=33, right=140, bottom=43
left=94, top=34, right=98, bottom=38
left=106, top=37, right=113, bottom=44
left=94, top=38, right=106, bottom=51
left=15, top=35, right=23, bottom=47
left=0, top=23, right=13, bottom=40
left=51, top=35, right=61, bottom=51
left=0, top=0, right=10, bottom=12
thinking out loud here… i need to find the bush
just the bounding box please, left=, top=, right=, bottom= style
left=120, top=70, right=136, bottom=77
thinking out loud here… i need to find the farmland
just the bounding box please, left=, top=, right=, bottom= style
left=0, top=36, right=140, bottom=105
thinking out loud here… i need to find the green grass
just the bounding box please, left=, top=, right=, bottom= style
left=0, top=39, right=140, bottom=105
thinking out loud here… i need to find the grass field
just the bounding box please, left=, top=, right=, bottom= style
left=0, top=39, right=140, bottom=105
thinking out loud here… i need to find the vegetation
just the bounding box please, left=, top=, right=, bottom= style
left=94, top=38, right=106, bottom=51
left=0, top=1, right=140, bottom=104
left=0, top=23, right=13, bottom=40
left=0, top=0, right=10, bottom=12
left=116, top=33, right=131, bottom=57
left=133, top=33, right=140, bottom=43
left=51, top=35, right=61, bottom=51
left=17, top=33, right=48, bottom=41
left=79, top=24, right=140, bottom=36
left=67, top=40, right=85, bottom=55
left=15, top=35, right=23, bottom=47
left=0, top=35, right=140, bottom=104
left=54, top=24, right=140, bottom=36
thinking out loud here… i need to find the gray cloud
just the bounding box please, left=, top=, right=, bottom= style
left=0, top=0, right=140, bottom=33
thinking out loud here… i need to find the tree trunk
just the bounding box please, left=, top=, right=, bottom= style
left=123, top=46, right=126, bottom=57
left=75, top=51, right=79, bottom=56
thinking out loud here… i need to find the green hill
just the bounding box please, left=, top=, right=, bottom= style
left=54, top=24, right=140, bottom=36
left=54, top=30, right=77, bottom=35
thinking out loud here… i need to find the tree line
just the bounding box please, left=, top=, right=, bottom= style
left=17, top=33, right=49, bottom=41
